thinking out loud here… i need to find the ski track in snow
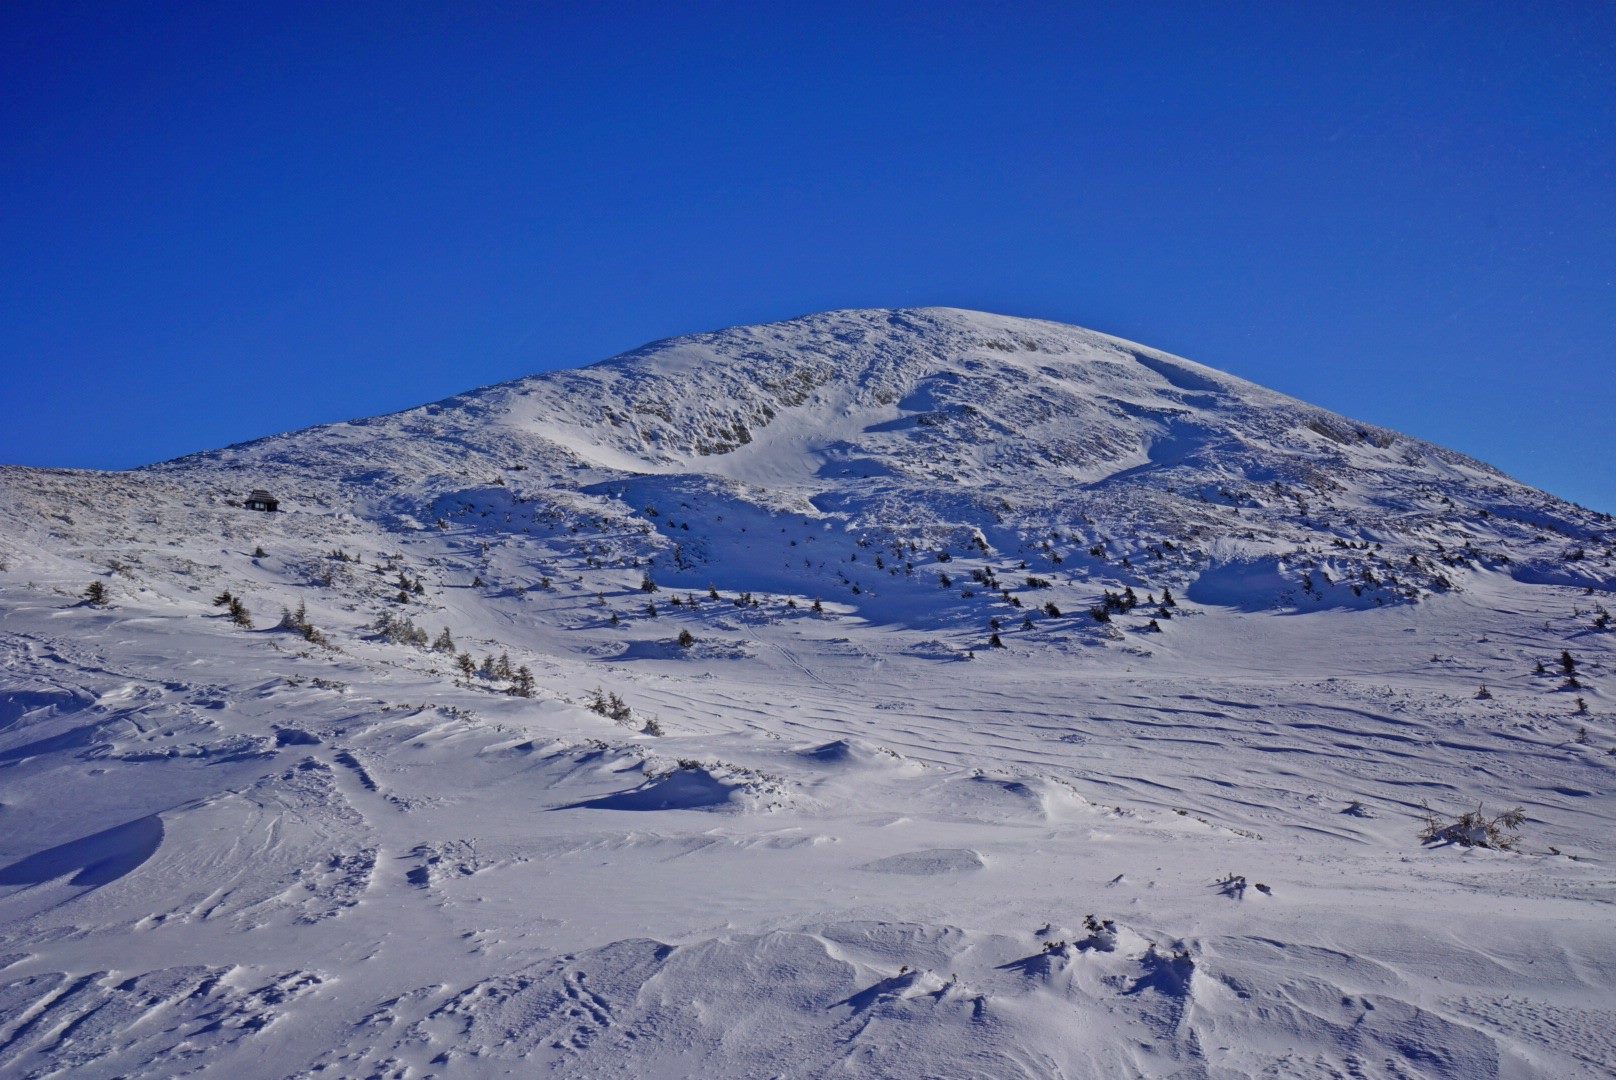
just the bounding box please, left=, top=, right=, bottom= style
left=1, top=307, right=1613, bottom=1077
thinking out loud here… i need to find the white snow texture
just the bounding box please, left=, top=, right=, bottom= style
left=1, top=307, right=1613, bottom=1078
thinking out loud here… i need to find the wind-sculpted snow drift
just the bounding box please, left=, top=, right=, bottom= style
left=1, top=308, right=1613, bottom=1077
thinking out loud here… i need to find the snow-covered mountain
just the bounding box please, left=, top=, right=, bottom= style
left=2, top=308, right=1613, bottom=1078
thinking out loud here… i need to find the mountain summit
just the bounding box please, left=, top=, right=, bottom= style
left=145, top=306, right=1607, bottom=615
left=164, top=307, right=1499, bottom=491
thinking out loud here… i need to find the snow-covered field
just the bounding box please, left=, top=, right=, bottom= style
left=1, top=308, right=1612, bottom=1077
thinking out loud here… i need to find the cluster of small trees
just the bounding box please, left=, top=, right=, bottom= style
left=454, top=649, right=534, bottom=696
left=374, top=611, right=430, bottom=647
left=1099, top=585, right=1174, bottom=618
left=586, top=687, right=633, bottom=722
left=279, top=601, right=329, bottom=645
left=212, top=589, right=253, bottom=628
left=1091, top=585, right=1174, bottom=624
left=392, top=569, right=426, bottom=603
left=1538, top=650, right=1584, bottom=690
left=373, top=614, right=461, bottom=656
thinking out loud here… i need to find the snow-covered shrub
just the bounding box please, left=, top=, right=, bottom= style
left=1418, top=803, right=1526, bottom=850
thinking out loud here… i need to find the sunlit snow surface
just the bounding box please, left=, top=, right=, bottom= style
left=1, top=309, right=1613, bottom=1078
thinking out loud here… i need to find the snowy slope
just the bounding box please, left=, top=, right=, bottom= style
left=1, top=308, right=1613, bottom=1078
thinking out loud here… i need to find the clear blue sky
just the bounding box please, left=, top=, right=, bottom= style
left=3, top=2, right=1612, bottom=511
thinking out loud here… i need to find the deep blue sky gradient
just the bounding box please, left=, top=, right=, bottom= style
left=3, top=3, right=1613, bottom=510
